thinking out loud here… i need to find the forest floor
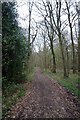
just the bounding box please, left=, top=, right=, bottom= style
left=7, top=68, right=80, bottom=119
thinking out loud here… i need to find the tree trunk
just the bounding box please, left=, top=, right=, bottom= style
left=78, top=32, right=80, bottom=75
left=65, top=0, right=76, bottom=73
left=50, top=38, right=56, bottom=73
left=28, top=2, right=31, bottom=60
left=66, top=45, right=69, bottom=76
left=70, top=24, right=76, bottom=73
left=76, top=2, right=80, bottom=76
left=78, top=11, right=80, bottom=75
left=43, top=34, right=46, bottom=69
left=59, top=33, right=68, bottom=78
left=63, top=34, right=69, bottom=77
left=44, top=18, right=56, bottom=73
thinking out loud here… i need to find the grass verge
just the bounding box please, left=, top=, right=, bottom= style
left=43, top=69, right=80, bottom=97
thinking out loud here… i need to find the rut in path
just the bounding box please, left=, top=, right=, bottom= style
left=9, top=68, right=79, bottom=118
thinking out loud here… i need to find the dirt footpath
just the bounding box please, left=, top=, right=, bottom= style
left=8, top=68, right=80, bottom=119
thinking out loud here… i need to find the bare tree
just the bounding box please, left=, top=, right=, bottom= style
left=35, top=0, right=78, bottom=77
left=44, top=16, right=56, bottom=73
left=42, top=31, right=47, bottom=69
left=41, top=0, right=68, bottom=76
left=47, top=0, right=68, bottom=77
left=27, top=1, right=33, bottom=59
left=36, top=0, right=56, bottom=73
left=56, top=0, right=68, bottom=77
left=27, top=1, right=38, bottom=59
left=76, top=1, right=80, bottom=75
left=65, top=0, right=76, bottom=73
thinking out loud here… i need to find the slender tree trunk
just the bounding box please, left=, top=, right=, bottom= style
left=63, top=34, right=69, bottom=77
left=78, top=22, right=80, bottom=75
left=66, top=45, right=69, bottom=76
left=70, top=24, right=76, bottom=73
left=46, top=2, right=56, bottom=73
left=50, top=38, right=56, bottom=73
left=59, top=33, right=68, bottom=78
left=78, top=10, right=80, bottom=75
left=56, top=1, right=68, bottom=77
left=76, top=3, right=80, bottom=75
left=44, top=18, right=56, bottom=73
left=65, top=0, right=76, bottom=73
left=28, top=2, right=31, bottom=60
left=43, top=35, right=46, bottom=69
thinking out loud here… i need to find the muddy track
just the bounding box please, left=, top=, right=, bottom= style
left=7, top=68, right=80, bottom=119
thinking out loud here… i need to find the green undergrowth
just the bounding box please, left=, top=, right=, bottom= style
left=0, top=77, right=2, bottom=119
left=43, top=69, right=80, bottom=97
left=2, top=68, right=35, bottom=118
left=3, top=83, right=26, bottom=118
left=0, top=90, right=2, bottom=120
left=27, top=68, right=35, bottom=81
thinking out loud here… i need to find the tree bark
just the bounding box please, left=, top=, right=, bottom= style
left=50, top=38, right=56, bottom=73
left=43, top=34, right=47, bottom=69
left=59, top=33, right=68, bottom=78
left=70, top=23, right=76, bottom=73
left=28, top=2, right=32, bottom=60
left=78, top=21, right=80, bottom=75
left=66, top=44, right=69, bottom=76
left=62, top=34, right=69, bottom=77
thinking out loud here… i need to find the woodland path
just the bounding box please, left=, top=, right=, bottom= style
left=9, top=68, right=80, bottom=119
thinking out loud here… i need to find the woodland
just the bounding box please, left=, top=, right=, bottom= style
left=2, top=0, right=80, bottom=119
